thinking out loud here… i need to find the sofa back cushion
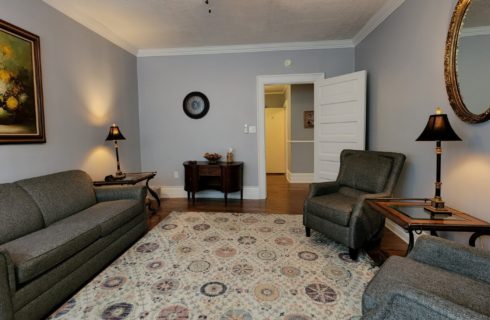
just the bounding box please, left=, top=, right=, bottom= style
left=16, top=170, right=96, bottom=225
left=338, top=151, right=394, bottom=194
left=0, top=184, right=45, bottom=245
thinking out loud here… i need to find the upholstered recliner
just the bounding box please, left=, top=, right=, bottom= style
left=303, top=149, right=406, bottom=259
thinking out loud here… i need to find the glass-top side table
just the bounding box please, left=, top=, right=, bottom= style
left=93, top=172, right=160, bottom=214
left=366, top=198, right=490, bottom=253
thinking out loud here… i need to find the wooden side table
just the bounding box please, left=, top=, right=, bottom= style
left=183, top=161, right=244, bottom=205
left=367, top=198, right=490, bottom=254
left=93, top=172, right=160, bottom=214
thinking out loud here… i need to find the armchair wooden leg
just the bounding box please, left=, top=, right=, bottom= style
left=349, top=248, right=359, bottom=260
left=305, top=227, right=311, bottom=237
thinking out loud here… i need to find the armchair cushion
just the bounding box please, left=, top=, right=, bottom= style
left=408, top=235, right=490, bottom=284
left=339, top=152, right=394, bottom=193
left=363, top=256, right=490, bottom=317
left=305, top=193, right=358, bottom=226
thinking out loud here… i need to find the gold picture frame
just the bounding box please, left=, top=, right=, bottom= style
left=0, top=19, right=45, bottom=143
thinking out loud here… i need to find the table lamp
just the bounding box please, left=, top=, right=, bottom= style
left=416, top=107, right=461, bottom=214
left=106, top=124, right=126, bottom=179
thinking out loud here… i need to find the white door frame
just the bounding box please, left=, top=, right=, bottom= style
left=257, top=73, right=325, bottom=199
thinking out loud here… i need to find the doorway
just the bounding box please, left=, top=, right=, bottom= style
left=258, top=73, right=325, bottom=199
left=257, top=71, right=367, bottom=199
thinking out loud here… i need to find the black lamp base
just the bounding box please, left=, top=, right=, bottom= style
left=424, top=198, right=452, bottom=215
left=113, top=171, right=126, bottom=180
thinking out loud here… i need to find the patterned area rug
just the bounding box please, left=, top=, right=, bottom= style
left=49, top=212, right=377, bottom=320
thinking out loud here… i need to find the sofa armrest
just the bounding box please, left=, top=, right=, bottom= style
left=408, top=235, right=490, bottom=284
left=362, top=284, right=486, bottom=320
left=94, top=186, right=148, bottom=203
left=307, top=181, right=340, bottom=198
left=0, top=250, right=15, bottom=320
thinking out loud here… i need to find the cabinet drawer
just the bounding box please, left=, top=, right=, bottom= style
left=199, top=166, right=220, bottom=176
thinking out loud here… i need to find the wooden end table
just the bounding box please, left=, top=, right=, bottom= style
left=93, top=172, right=160, bottom=214
left=183, top=161, right=244, bottom=205
left=367, top=198, right=490, bottom=254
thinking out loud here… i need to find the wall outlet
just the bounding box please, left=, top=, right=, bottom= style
left=243, top=124, right=249, bottom=133
left=249, top=125, right=256, bottom=133
left=173, top=171, right=179, bottom=179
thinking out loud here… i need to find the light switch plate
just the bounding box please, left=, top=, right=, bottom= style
left=249, top=125, right=256, bottom=133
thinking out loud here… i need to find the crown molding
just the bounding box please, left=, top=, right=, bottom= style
left=43, top=0, right=138, bottom=55
left=460, top=26, right=490, bottom=37
left=137, top=40, right=354, bottom=57
left=352, top=0, right=406, bottom=46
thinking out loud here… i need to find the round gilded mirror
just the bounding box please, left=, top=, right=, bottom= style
left=445, top=0, right=490, bottom=123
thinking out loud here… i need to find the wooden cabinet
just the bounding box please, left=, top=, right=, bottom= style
left=183, top=161, right=244, bottom=204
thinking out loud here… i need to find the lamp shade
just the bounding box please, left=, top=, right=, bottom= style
left=416, top=114, right=461, bottom=141
left=105, top=124, right=126, bottom=141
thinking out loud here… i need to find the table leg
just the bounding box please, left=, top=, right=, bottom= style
left=145, top=178, right=161, bottom=214
left=430, top=230, right=438, bottom=236
left=406, top=230, right=415, bottom=255
left=187, top=191, right=190, bottom=201
left=469, top=231, right=490, bottom=247
left=240, top=188, right=243, bottom=202
left=192, top=192, right=195, bottom=205
left=224, top=192, right=228, bottom=206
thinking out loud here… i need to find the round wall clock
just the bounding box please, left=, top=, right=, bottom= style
left=183, top=92, right=209, bottom=119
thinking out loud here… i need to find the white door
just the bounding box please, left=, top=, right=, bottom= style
left=314, top=70, right=367, bottom=182
left=265, top=108, right=286, bottom=173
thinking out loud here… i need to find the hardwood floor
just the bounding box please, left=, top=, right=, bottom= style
left=148, top=174, right=407, bottom=263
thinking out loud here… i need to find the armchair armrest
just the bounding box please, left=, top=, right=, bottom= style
left=408, top=235, right=490, bottom=284
left=307, top=181, right=340, bottom=198
left=348, top=193, right=391, bottom=248
left=0, top=250, right=15, bottom=320
left=362, top=284, right=486, bottom=320
left=94, top=186, right=148, bottom=203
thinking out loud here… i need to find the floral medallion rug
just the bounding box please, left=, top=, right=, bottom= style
left=49, top=212, right=377, bottom=320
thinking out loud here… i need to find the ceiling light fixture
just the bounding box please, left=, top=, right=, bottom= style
left=204, top=0, right=211, bottom=14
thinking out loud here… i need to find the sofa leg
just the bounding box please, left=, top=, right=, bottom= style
left=349, top=248, right=359, bottom=260
left=305, top=227, right=311, bottom=237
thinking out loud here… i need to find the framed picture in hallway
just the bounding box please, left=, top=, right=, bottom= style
left=0, top=19, right=45, bottom=144
left=304, top=110, right=314, bottom=128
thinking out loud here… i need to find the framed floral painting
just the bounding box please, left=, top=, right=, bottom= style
left=0, top=19, right=45, bottom=144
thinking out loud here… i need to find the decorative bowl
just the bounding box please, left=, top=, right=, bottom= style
left=203, top=152, right=222, bottom=163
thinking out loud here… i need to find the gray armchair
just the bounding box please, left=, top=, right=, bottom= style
left=303, top=149, right=406, bottom=259
left=362, top=235, right=490, bottom=319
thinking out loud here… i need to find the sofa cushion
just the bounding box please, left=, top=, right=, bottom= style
left=16, top=170, right=96, bottom=225
left=339, top=153, right=393, bottom=193
left=53, top=200, right=143, bottom=236
left=305, top=193, right=358, bottom=226
left=363, top=256, right=490, bottom=316
left=0, top=220, right=100, bottom=284
left=0, top=184, right=45, bottom=245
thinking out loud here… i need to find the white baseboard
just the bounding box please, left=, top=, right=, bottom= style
left=286, top=171, right=314, bottom=183
left=158, top=186, right=261, bottom=199
left=385, top=219, right=409, bottom=244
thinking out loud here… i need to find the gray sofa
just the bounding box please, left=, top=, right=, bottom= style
left=0, top=170, right=148, bottom=320
left=362, top=235, right=490, bottom=319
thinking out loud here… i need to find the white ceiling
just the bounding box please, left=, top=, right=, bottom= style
left=43, top=0, right=405, bottom=56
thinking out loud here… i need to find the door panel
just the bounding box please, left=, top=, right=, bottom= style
left=314, top=71, right=367, bottom=182
left=265, top=108, right=286, bottom=173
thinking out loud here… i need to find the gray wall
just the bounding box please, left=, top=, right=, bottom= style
left=290, top=84, right=314, bottom=173
left=138, top=48, right=354, bottom=187
left=355, top=0, right=490, bottom=247
left=458, top=34, right=490, bottom=115
left=0, top=0, right=141, bottom=182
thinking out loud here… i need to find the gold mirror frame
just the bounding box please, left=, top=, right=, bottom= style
left=445, top=0, right=490, bottom=123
